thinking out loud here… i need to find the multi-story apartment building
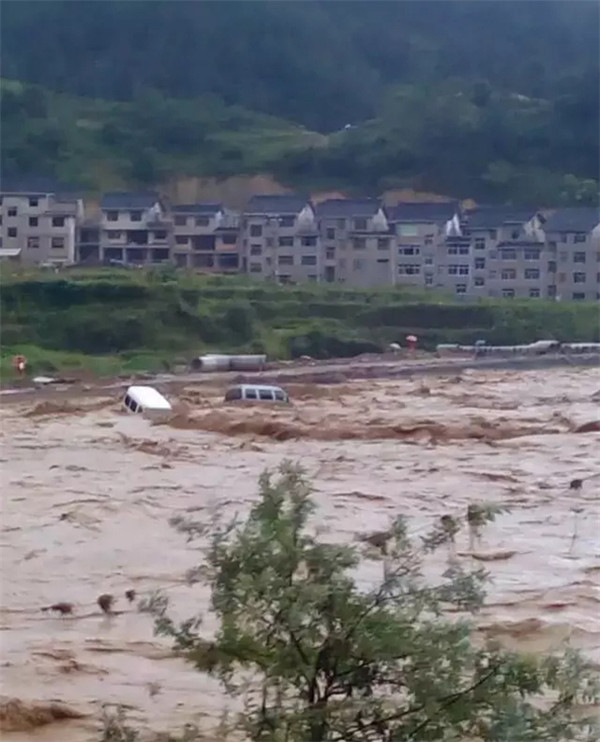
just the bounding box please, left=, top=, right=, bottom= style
left=542, top=208, right=600, bottom=301
left=242, top=195, right=319, bottom=283
left=315, top=199, right=392, bottom=286
left=464, top=207, right=547, bottom=298
left=172, top=203, right=241, bottom=272
left=0, top=178, right=83, bottom=265
left=386, top=202, right=462, bottom=291
left=99, top=191, right=173, bottom=266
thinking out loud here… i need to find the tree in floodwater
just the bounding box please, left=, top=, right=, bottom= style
left=141, top=462, right=598, bottom=742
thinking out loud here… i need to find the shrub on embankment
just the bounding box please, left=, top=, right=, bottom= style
left=1, top=268, right=598, bottom=374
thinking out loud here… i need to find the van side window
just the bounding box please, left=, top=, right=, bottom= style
left=259, top=389, right=273, bottom=401
left=274, top=390, right=285, bottom=401
left=244, top=388, right=257, bottom=400
left=130, top=400, right=138, bottom=413
left=225, top=387, right=242, bottom=401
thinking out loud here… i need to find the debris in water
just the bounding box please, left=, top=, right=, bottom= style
left=41, top=602, right=73, bottom=615
left=125, top=589, right=136, bottom=603
left=0, top=696, right=86, bottom=732
left=97, top=594, right=114, bottom=614
left=569, top=478, right=583, bottom=491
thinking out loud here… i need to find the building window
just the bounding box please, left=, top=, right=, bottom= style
left=175, top=215, right=187, bottom=227
left=301, top=236, right=317, bottom=247
left=502, top=288, right=515, bottom=298
left=448, top=265, right=469, bottom=275
left=130, top=211, right=142, bottom=221
left=353, top=258, right=364, bottom=269
left=28, top=197, right=39, bottom=207
left=175, top=235, right=188, bottom=245
left=153, top=230, right=167, bottom=240
left=424, top=235, right=433, bottom=245
left=401, top=246, right=419, bottom=256
left=278, top=236, right=293, bottom=247
left=249, top=224, right=262, bottom=237
left=572, top=292, right=585, bottom=300
left=7, top=227, right=17, bottom=237
left=524, top=269, right=540, bottom=280
left=474, top=258, right=485, bottom=270
left=425, top=275, right=433, bottom=286
left=529, top=288, right=540, bottom=298
left=278, top=255, right=294, bottom=266
left=52, top=216, right=65, bottom=227
left=377, top=238, right=389, bottom=249
left=398, top=224, right=418, bottom=237
left=249, top=262, right=262, bottom=273
left=501, top=269, right=516, bottom=280
left=301, top=255, right=317, bottom=266
left=573, top=272, right=586, bottom=283
left=547, top=241, right=557, bottom=251
left=548, top=261, right=556, bottom=272
left=106, top=211, right=118, bottom=221
left=353, top=238, right=366, bottom=250
left=489, top=230, right=497, bottom=240
left=51, top=237, right=65, bottom=249
left=424, top=256, right=433, bottom=265
left=326, top=228, right=335, bottom=240
left=474, top=276, right=485, bottom=287
left=27, top=236, right=39, bottom=249
left=28, top=217, right=38, bottom=227
left=108, top=230, right=122, bottom=240
left=195, top=216, right=210, bottom=227
left=152, top=248, right=169, bottom=262
left=448, top=246, right=458, bottom=255
left=457, top=246, right=468, bottom=255
left=353, top=218, right=367, bottom=231
left=279, top=216, right=295, bottom=228
left=250, top=245, right=262, bottom=256
left=474, top=238, right=485, bottom=250
left=325, top=248, right=335, bottom=260
left=573, top=251, right=586, bottom=263
left=524, top=249, right=540, bottom=260
left=221, top=233, right=237, bottom=245
left=574, top=233, right=586, bottom=243
left=510, top=229, right=520, bottom=240
left=398, top=265, right=421, bottom=275
left=455, top=284, right=467, bottom=294
left=500, top=249, right=517, bottom=260
left=7, top=207, right=18, bottom=217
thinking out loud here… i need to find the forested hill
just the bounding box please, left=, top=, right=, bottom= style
left=2, top=0, right=597, bottom=130
left=1, top=0, right=598, bottom=205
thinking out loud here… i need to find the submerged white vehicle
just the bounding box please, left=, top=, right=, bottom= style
left=224, top=384, right=290, bottom=404
left=122, top=385, right=172, bottom=420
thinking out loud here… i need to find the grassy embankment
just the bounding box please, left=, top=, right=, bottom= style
left=1, top=267, right=598, bottom=381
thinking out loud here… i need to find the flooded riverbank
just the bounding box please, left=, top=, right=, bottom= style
left=1, top=366, right=599, bottom=740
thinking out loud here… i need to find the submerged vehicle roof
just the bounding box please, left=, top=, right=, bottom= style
left=126, top=385, right=172, bottom=410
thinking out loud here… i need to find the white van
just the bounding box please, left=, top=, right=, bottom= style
left=123, top=386, right=173, bottom=420
left=224, top=384, right=290, bottom=404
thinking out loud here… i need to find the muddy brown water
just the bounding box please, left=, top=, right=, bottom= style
left=1, top=367, right=599, bottom=740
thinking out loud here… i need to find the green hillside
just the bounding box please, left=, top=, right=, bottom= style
left=1, top=268, right=597, bottom=377
left=1, top=0, right=598, bottom=204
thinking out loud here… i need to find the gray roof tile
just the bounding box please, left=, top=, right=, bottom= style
left=315, top=198, right=382, bottom=218
left=543, top=207, right=600, bottom=233
left=387, top=201, right=459, bottom=223
left=100, top=191, right=160, bottom=209
left=466, top=206, right=539, bottom=229
left=172, top=203, right=223, bottom=215
left=245, top=194, right=309, bottom=215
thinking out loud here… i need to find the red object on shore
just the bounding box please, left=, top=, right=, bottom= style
left=406, top=334, right=418, bottom=352
left=12, top=355, right=27, bottom=376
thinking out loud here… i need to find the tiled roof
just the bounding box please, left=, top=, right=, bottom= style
left=245, top=194, right=309, bottom=215
left=543, top=207, right=600, bottom=233
left=0, top=174, right=74, bottom=196
left=100, top=191, right=160, bottom=209
left=386, top=201, right=459, bottom=223
left=172, top=203, right=223, bottom=214
left=466, top=206, right=539, bottom=229
left=314, top=198, right=382, bottom=218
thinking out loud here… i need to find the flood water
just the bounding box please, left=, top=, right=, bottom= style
left=1, top=367, right=599, bottom=740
